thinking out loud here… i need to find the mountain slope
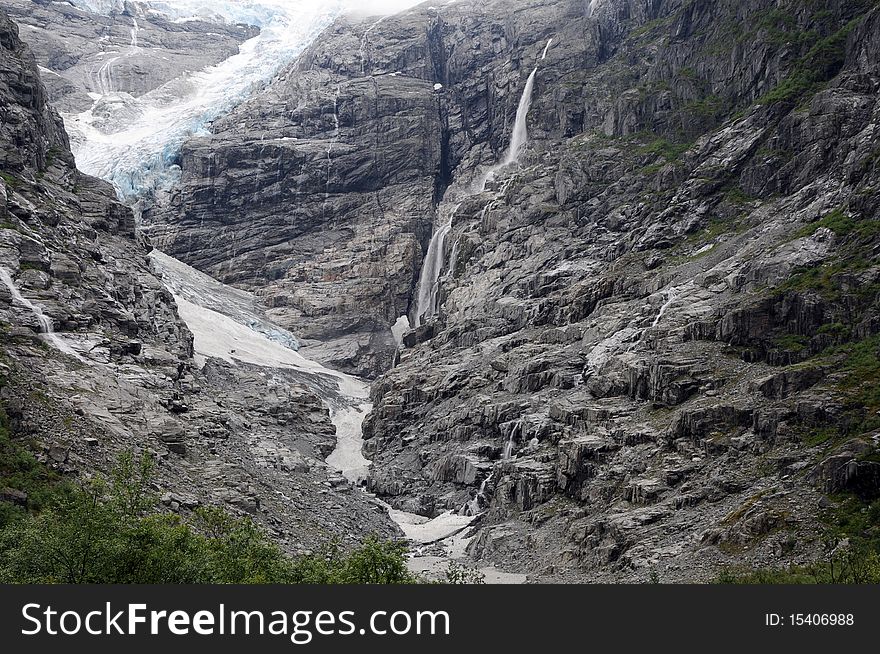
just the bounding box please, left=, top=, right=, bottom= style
left=0, top=8, right=398, bottom=553
left=147, top=0, right=880, bottom=581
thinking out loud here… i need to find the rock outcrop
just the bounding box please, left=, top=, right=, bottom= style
left=0, top=0, right=254, bottom=112
left=146, top=0, right=880, bottom=581
left=0, top=7, right=398, bottom=553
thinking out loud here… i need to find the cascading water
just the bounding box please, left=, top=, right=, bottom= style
left=413, top=211, right=455, bottom=327
left=464, top=474, right=493, bottom=517
left=502, top=434, right=516, bottom=460
left=359, top=16, right=386, bottom=74
left=323, top=85, right=341, bottom=218
left=91, top=17, right=141, bottom=95
left=0, top=267, right=86, bottom=362
left=625, top=281, right=694, bottom=353
left=651, top=289, right=678, bottom=329
left=413, top=38, right=554, bottom=326
left=487, top=37, right=553, bottom=179
left=60, top=0, right=518, bottom=579
left=499, top=38, right=552, bottom=168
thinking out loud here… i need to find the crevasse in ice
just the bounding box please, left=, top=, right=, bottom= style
left=63, top=0, right=423, bottom=201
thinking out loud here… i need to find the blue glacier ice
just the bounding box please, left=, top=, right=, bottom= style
left=63, top=0, right=424, bottom=203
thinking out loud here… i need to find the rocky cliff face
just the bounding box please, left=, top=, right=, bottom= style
left=151, top=0, right=880, bottom=580
left=1, top=0, right=254, bottom=112
left=150, top=0, right=599, bottom=377
left=0, top=8, right=398, bottom=552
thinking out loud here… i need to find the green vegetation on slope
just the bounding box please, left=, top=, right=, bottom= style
left=0, top=416, right=481, bottom=583
left=758, top=16, right=862, bottom=106
left=0, top=450, right=426, bottom=584
left=716, top=496, right=880, bottom=584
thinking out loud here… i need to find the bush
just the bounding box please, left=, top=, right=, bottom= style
left=442, top=561, right=486, bottom=585
left=716, top=496, right=880, bottom=584
left=0, top=409, right=73, bottom=529
left=0, top=451, right=422, bottom=584
left=758, top=16, right=862, bottom=106
left=289, top=537, right=419, bottom=584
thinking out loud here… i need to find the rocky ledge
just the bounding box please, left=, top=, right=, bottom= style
left=0, top=7, right=399, bottom=554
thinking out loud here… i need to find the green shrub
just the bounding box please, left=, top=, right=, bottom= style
left=0, top=451, right=423, bottom=584
left=715, top=493, right=880, bottom=584
left=0, top=408, right=73, bottom=528
left=638, top=137, right=692, bottom=162
left=0, top=171, right=20, bottom=189
left=795, top=207, right=880, bottom=239
left=758, top=17, right=861, bottom=106
left=442, top=562, right=486, bottom=585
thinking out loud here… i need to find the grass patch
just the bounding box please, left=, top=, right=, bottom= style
left=637, top=137, right=693, bottom=162
left=0, top=404, right=73, bottom=529
left=795, top=207, right=880, bottom=239
left=690, top=216, right=746, bottom=243
left=776, top=262, right=856, bottom=300
left=683, top=95, right=724, bottom=118
left=832, top=335, right=880, bottom=413
left=716, top=495, right=880, bottom=584
left=774, top=333, right=810, bottom=352
left=0, top=171, right=20, bottom=189
left=801, top=426, right=842, bottom=448
left=723, top=186, right=755, bottom=206
left=758, top=17, right=861, bottom=106
left=629, top=16, right=673, bottom=40
left=818, top=322, right=850, bottom=339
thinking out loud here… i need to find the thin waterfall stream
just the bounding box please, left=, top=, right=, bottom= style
left=413, top=38, right=553, bottom=327
left=0, top=267, right=87, bottom=363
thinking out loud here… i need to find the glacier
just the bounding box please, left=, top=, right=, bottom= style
left=64, top=0, right=424, bottom=201
left=60, top=0, right=516, bottom=580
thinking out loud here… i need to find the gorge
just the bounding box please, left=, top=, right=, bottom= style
left=2, top=0, right=880, bottom=584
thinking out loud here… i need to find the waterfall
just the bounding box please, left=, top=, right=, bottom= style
left=651, top=289, right=678, bottom=329
left=413, top=201, right=461, bottom=327
left=501, top=38, right=552, bottom=167
left=412, top=38, right=554, bottom=327
left=92, top=17, right=141, bottom=96
left=0, top=268, right=86, bottom=362
left=502, top=434, right=516, bottom=460
left=500, top=67, right=538, bottom=167
left=413, top=220, right=452, bottom=327
left=627, top=282, right=694, bottom=352
left=447, top=237, right=461, bottom=280
left=479, top=38, right=553, bottom=190
left=323, top=86, right=341, bottom=218
left=464, top=473, right=494, bottom=517
left=359, top=16, right=387, bottom=75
